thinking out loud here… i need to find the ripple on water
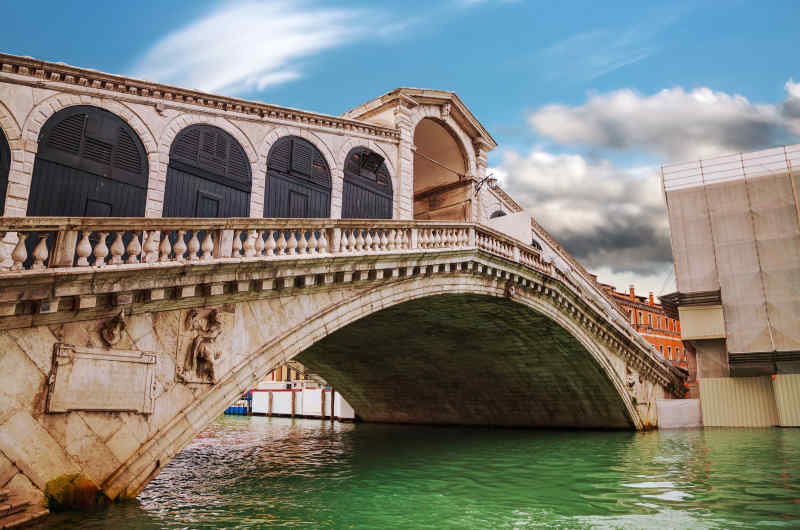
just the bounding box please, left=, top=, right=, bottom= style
left=37, top=417, right=800, bottom=529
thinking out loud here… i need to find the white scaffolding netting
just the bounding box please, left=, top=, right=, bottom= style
left=663, top=144, right=800, bottom=354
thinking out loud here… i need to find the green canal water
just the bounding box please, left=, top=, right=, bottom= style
left=44, top=416, right=800, bottom=529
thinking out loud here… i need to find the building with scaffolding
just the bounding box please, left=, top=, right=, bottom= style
left=660, top=144, right=800, bottom=426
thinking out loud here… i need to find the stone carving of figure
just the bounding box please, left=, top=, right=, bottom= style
left=184, top=309, right=224, bottom=383
left=100, top=310, right=127, bottom=347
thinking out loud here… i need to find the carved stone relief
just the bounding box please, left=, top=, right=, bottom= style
left=100, top=310, right=128, bottom=347
left=176, top=307, right=232, bottom=384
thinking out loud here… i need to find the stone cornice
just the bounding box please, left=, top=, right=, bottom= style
left=0, top=53, right=400, bottom=141
left=342, top=88, right=497, bottom=149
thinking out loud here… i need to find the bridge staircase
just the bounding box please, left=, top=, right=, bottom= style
left=0, top=489, right=48, bottom=529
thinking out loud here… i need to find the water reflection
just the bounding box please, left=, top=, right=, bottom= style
left=42, top=417, right=800, bottom=528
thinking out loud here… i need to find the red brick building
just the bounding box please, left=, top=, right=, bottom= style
left=597, top=283, right=695, bottom=374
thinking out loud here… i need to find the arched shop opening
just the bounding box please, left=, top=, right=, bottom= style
left=165, top=124, right=251, bottom=218
left=342, top=147, right=393, bottom=219
left=264, top=136, right=331, bottom=218
left=0, top=128, right=9, bottom=214
left=412, top=118, right=469, bottom=221
left=28, top=105, right=148, bottom=217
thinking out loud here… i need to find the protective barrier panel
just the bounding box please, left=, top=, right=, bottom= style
left=663, top=144, right=800, bottom=355
left=773, top=374, right=800, bottom=427
left=698, top=377, right=779, bottom=427
left=656, top=399, right=702, bottom=428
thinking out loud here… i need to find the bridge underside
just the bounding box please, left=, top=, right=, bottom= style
left=297, top=294, right=634, bottom=429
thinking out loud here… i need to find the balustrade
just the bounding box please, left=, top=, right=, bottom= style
left=0, top=220, right=520, bottom=273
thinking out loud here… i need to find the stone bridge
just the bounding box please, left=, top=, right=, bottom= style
left=0, top=53, right=682, bottom=518
left=0, top=216, right=683, bottom=510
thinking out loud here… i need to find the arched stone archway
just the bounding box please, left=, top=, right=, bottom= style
left=412, top=117, right=472, bottom=221
left=98, top=272, right=646, bottom=499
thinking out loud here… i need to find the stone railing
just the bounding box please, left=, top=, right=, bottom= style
left=0, top=218, right=552, bottom=275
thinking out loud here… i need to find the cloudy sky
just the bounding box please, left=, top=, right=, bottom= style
left=3, top=0, right=798, bottom=295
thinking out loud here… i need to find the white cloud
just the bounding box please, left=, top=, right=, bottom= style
left=529, top=83, right=800, bottom=161
left=540, top=28, right=656, bottom=82
left=131, top=1, right=378, bottom=94
left=492, top=149, right=673, bottom=282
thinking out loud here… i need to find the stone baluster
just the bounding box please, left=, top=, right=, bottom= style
left=364, top=231, right=373, bottom=252
left=307, top=231, right=318, bottom=254
left=287, top=230, right=298, bottom=255
left=159, top=232, right=172, bottom=262
left=76, top=231, right=92, bottom=267
left=255, top=230, right=265, bottom=256
left=201, top=232, right=214, bottom=261
left=0, top=232, right=8, bottom=270
left=378, top=230, right=387, bottom=251
left=187, top=231, right=200, bottom=261
left=319, top=229, right=329, bottom=254
left=126, top=232, right=142, bottom=264
left=386, top=229, right=395, bottom=251
left=276, top=230, right=287, bottom=255
left=232, top=230, right=243, bottom=257
left=10, top=233, right=28, bottom=271
left=420, top=229, right=429, bottom=249
left=174, top=230, right=187, bottom=262
left=244, top=230, right=257, bottom=257
left=109, top=232, right=125, bottom=265
left=297, top=230, right=308, bottom=254
left=94, top=232, right=109, bottom=267
left=143, top=231, right=159, bottom=263
left=355, top=229, right=365, bottom=252
left=31, top=234, right=49, bottom=270
left=264, top=230, right=276, bottom=256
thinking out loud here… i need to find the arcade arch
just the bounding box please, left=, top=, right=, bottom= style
left=412, top=118, right=470, bottom=221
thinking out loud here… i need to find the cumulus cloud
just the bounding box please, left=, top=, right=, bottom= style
left=529, top=83, right=800, bottom=161
left=493, top=149, right=672, bottom=281
left=131, top=1, right=379, bottom=94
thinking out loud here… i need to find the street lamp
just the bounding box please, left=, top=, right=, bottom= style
left=474, top=173, right=497, bottom=195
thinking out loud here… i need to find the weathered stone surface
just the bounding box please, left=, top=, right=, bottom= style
left=0, top=412, right=80, bottom=490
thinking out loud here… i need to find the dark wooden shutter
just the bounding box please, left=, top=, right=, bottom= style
left=342, top=147, right=393, bottom=219
left=264, top=136, right=331, bottom=218
left=165, top=124, right=251, bottom=218
left=29, top=106, right=148, bottom=217
left=0, top=128, right=9, bottom=214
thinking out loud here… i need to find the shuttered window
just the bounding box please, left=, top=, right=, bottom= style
left=29, top=106, right=148, bottom=218
left=265, top=136, right=331, bottom=218
left=35, top=106, right=148, bottom=190
left=342, top=147, right=393, bottom=219
left=165, top=125, right=252, bottom=217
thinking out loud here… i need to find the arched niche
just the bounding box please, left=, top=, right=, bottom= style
left=0, top=128, right=9, bottom=214
left=342, top=147, right=393, bottom=219
left=264, top=136, right=331, bottom=218
left=28, top=105, right=148, bottom=217
left=412, top=118, right=470, bottom=221
left=165, top=124, right=251, bottom=218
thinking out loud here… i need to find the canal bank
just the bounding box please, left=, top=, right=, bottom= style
left=37, top=416, right=800, bottom=529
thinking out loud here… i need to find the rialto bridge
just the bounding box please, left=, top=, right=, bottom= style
left=0, top=53, right=683, bottom=518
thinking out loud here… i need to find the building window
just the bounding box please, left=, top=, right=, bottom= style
left=638, top=311, right=643, bottom=325
left=668, top=346, right=672, bottom=360
left=648, top=314, right=652, bottom=327
left=659, top=345, right=663, bottom=354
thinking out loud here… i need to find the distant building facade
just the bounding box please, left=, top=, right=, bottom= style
left=599, top=283, right=695, bottom=369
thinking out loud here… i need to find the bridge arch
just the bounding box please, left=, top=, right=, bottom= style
left=0, top=127, right=9, bottom=215
left=105, top=272, right=644, bottom=499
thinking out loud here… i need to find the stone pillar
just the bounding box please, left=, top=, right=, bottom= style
left=692, top=339, right=729, bottom=378
left=472, top=139, right=490, bottom=224
left=394, top=105, right=415, bottom=220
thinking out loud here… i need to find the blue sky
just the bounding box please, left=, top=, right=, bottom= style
left=2, top=0, right=799, bottom=293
